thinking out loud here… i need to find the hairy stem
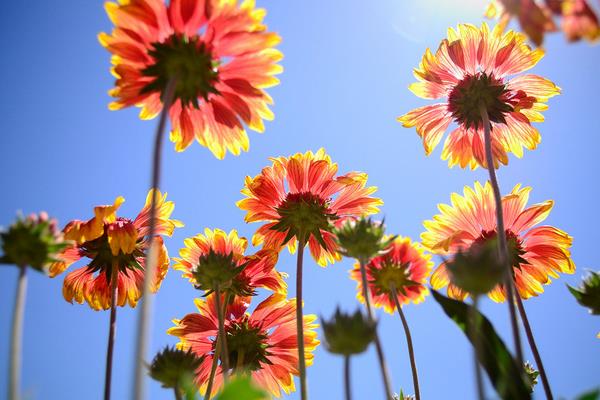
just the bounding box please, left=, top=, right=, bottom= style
left=203, top=334, right=221, bottom=400
left=390, top=284, right=420, bottom=400
left=516, top=295, right=553, bottom=400
left=104, top=267, right=119, bottom=400
left=479, top=105, right=524, bottom=365
left=471, top=296, right=485, bottom=400
left=133, top=78, right=177, bottom=400
left=344, top=355, right=352, bottom=400
left=296, top=239, right=308, bottom=400
left=358, top=258, right=394, bottom=400
left=214, top=284, right=229, bottom=381
left=9, top=265, right=27, bottom=400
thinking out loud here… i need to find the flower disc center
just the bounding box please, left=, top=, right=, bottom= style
left=221, top=318, right=270, bottom=372
left=475, top=229, right=527, bottom=268
left=369, top=260, right=418, bottom=296
left=274, top=192, right=336, bottom=243
left=448, top=72, right=513, bottom=129
left=142, top=34, right=219, bottom=108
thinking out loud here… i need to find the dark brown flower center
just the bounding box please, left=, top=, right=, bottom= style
left=272, top=192, right=337, bottom=245
left=448, top=72, right=514, bottom=130
left=142, top=34, right=219, bottom=108
left=218, top=317, right=271, bottom=372
left=474, top=229, right=527, bottom=269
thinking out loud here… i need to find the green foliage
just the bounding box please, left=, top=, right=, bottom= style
left=431, top=290, right=531, bottom=400
left=215, top=376, right=268, bottom=400
left=321, top=307, right=376, bottom=356
left=568, top=271, right=600, bottom=315
left=575, top=388, right=600, bottom=400
left=524, top=362, right=539, bottom=393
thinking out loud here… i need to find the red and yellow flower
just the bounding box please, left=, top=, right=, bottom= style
left=486, top=0, right=600, bottom=45
left=168, top=293, right=319, bottom=397
left=237, top=149, right=382, bottom=266
left=49, top=190, right=182, bottom=310
left=173, top=228, right=286, bottom=295
left=398, top=23, right=560, bottom=170
left=350, top=236, right=432, bottom=313
left=100, top=0, right=282, bottom=159
left=422, top=182, right=575, bottom=302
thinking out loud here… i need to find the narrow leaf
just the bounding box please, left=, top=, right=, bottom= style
left=431, top=290, right=531, bottom=400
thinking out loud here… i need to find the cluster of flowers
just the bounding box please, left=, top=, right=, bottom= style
left=2, top=0, right=599, bottom=400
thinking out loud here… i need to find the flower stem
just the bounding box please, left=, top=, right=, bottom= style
left=236, top=350, right=245, bottom=374
left=104, top=267, right=119, bottom=400
left=174, top=386, right=183, bottom=400
left=389, top=283, right=420, bottom=400
left=295, top=239, right=308, bottom=400
left=479, top=105, right=524, bottom=365
left=133, top=77, right=177, bottom=400
left=9, top=265, right=27, bottom=400
left=470, top=296, right=485, bottom=400
left=516, top=295, right=553, bottom=400
left=344, top=355, right=352, bottom=400
left=203, top=334, right=221, bottom=400
left=358, top=258, right=394, bottom=400
left=214, top=284, right=230, bottom=381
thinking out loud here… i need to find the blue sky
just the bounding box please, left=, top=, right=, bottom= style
left=1, top=1, right=599, bottom=399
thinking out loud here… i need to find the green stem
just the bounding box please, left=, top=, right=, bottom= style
left=516, top=295, right=553, bottom=400
left=358, top=258, right=393, bottom=400
left=133, top=77, right=177, bottom=400
left=214, top=284, right=229, bottom=381
left=203, top=334, right=221, bottom=400
left=344, top=355, right=352, bottom=400
left=390, top=283, right=420, bottom=400
left=104, top=266, right=119, bottom=400
left=174, top=386, right=183, bottom=400
left=9, top=265, right=27, bottom=400
left=479, top=105, right=524, bottom=365
left=296, top=239, right=308, bottom=400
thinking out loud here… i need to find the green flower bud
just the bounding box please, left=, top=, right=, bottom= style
left=191, top=249, right=248, bottom=294
left=321, top=308, right=376, bottom=356
left=334, top=217, right=394, bottom=262
left=446, top=238, right=505, bottom=297
left=568, top=271, right=600, bottom=315
left=394, top=391, right=415, bottom=400
left=0, top=212, right=68, bottom=273
left=148, top=346, right=202, bottom=390
left=524, top=361, right=539, bottom=393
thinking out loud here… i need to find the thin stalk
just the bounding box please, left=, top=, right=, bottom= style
left=516, top=295, right=553, bottom=400
left=236, top=350, right=245, bottom=374
left=389, top=283, right=420, bottom=400
left=479, top=105, right=524, bottom=365
left=358, top=258, right=394, bottom=400
left=203, top=334, right=221, bottom=400
left=470, top=296, right=485, bottom=400
left=9, top=265, right=27, bottom=400
left=174, top=386, right=182, bottom=400
left=104, top=266, right=119, bottom=400
left=295, top=239, right=308, bottom=400
left=344, top=355, right=352, bottom=400
left=133, top=78, right=177, bottom=400
left=214, top=284, right=230, bottom=381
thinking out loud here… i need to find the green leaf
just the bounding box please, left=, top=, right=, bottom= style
left=215, top=376, right=268, bottom=400
left=431, top=290, right=531, bottom=400
left=575, top=388, right=600, bottom=400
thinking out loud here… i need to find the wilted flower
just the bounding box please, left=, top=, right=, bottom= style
left=568, top=271, right=600, bottom=315
left=149, top=346, right=202, bottom=390
left=333, top=217, right=394, bottom=262
left=50, top=190, right=182, bottom=310
left=237, top=149, right=382, bottom=266
left=445, top=238, right=505, bottom=297
left=1, top=212, right=68, bottom=273
left=321, top=308, right=376, bottom=356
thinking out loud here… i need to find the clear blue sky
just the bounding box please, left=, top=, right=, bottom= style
left=1, top=1, right=599, bottom=399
